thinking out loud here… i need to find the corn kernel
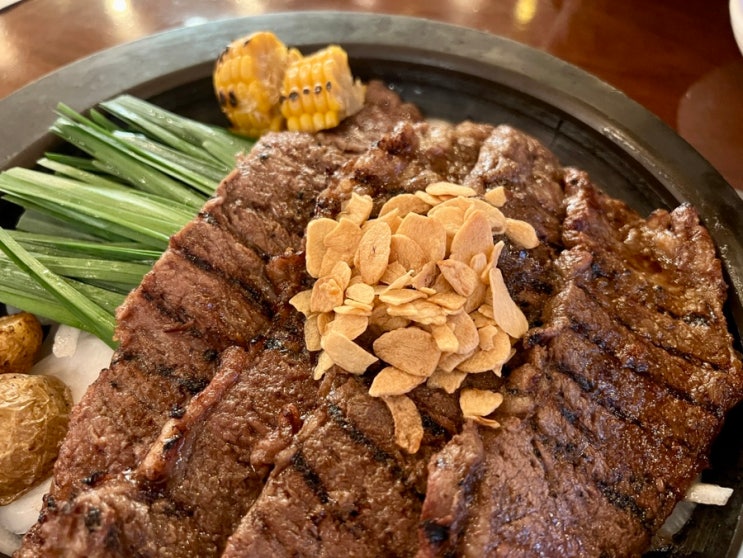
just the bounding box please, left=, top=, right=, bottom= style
left=213, top=31, right=297, bottom=137
left=280, top=45, right=366, bottom=133
left=214, top=31, right=366, bottom=137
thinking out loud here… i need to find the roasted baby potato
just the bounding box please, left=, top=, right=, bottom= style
left=0, top=373, right=72, bottom=504
left=0, top=312, right=43, bottom=375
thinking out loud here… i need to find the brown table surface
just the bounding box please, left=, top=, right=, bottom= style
left=1, top=0, right=742, bottom=195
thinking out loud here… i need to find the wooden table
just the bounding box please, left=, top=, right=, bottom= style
left=1, top=0, right=742, bottom=195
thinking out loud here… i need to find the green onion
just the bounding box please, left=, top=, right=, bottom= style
left=37, top=157, right=130, bottom=190
left=8, top=230, right=159, bottom=261
left=52, top=111, right=206, bottom=209
left=27, top=254, right=151, bottom=290
left=0, top=169, right=185, bottom=248
left=0, top=260, right=125, bottom=319
left=0, top=229, right=117, bottom=345
left=0, top=94, right=254, bottom=345
left=99, top=95, right=254, bottom=168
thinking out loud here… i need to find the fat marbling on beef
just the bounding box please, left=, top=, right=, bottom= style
left=14, top=82, right=743, bottom=558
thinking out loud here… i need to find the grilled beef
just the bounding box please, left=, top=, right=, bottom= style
left=221, top=374, right=451, bottom=557
left=464, top=126, right=565, bottom=326
left=15, top=84, right=743, bottom=558
left=16, top=82, right=422, bottom=557
left=220, top=122, right=564, bottom=557
left=417, top=171, right=743, bottom=557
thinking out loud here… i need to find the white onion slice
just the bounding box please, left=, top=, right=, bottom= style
left=52, top=324, right=81, bottom=358
left=684, top=482, right=734, bottom=506
left=0, top=328, right=112, bottom=543
left=0, top=524, right=22, bottom=557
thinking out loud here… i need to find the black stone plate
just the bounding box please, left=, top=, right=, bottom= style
left=0, top=11, right=741, bottom=557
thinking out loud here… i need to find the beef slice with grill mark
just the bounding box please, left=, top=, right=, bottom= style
left=202, top=81, right=421, bottom=257
left=533, top=312, right=719, bottom=449
left=412, top=122, right=570, bottom=553
left=426, top=173, right=743, bottom=557
left=17, top=347, right=254, bottom=558
left=19, top=340, right=321, bottom=558
left=546, top=266, right=741, bottom=411
left=44, top=217, right=277, bottom=505
left=417, top=421, right=484, bottom=558
left=315, top=80, right=422, bottom=154
left=461, top=417, right=648, bottom=558
left=202, top=201, right=301, bottom=257
left=450, top=319, right=727, bottom=557
left=18, top=84, right=420, bottom=556
left=562, top=168, right=739, bottom=372
left=221, top=374, right=461, bottom=558
left=47, top=358, right=196, bottom=503
left=464, top=125, right=566, bottom=326
left=221, top=123, right=567, bottom=558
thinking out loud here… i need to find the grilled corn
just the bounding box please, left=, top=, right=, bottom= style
left=213, top=32, right=366, bottom=137
left=213, top=31, right=301, bottom=137
left=280, top=45, right=366, bottom=133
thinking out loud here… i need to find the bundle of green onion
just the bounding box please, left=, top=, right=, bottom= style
left=0, top=96, right=254, bottom=347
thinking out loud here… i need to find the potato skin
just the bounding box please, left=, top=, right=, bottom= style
left=0, top=373, right=72, bottom=504
left=0, top=312, right=43, bottom=375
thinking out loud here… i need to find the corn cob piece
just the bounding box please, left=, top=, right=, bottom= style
left=280, top=45, right=367, bottom=133
left=213, top=31, right=301, bottom=137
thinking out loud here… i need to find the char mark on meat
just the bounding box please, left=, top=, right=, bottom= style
left=199, top=204, right=300, bottom=261
left=325, top=401, right=400, bottom=467
left=222, top=374, right=455, bottom=558
left=16, top=83, right=426, bottom=558
left=19, top=343, right=320, bottom=558
left=442, top=168, right=743, bottom=557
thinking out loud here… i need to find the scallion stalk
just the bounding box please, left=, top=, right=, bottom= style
left=0, top=94, right=253, bottom=346
left=0, top=229, right=117, bottom=346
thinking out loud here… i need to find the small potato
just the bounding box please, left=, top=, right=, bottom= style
left=0, top=373, right=72, bottom=504
left=0, top=312, right=43, bottom=375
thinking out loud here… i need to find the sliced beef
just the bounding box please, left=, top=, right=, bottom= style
left=316, top=119, right=494, bottom=218
left=17, top=84, right=422, bottom=558
left=47, top=358, right=195, bottom=503
left=17, top=86, right=743, bottom=558
left=466, top=125, right=566, bottom=326
left=435, top=173, right=743, bottom=557
left=464, top=125, right=564, bottom=246
left=562, top=168, right=738, bottom=372
left=202, top=201, right=300, bottom=257
left=45, top=215, right=277, bottom=504
left=456, top=417, right=648, bottom=558
left=221, top=374, right=459, bottom=558
left=19, top=344, right=320, bottom=558
left=417, top=421, right=484, bottom=558
left=315, top=80, right=422, bottom=154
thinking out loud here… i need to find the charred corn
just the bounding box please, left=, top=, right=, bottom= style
left=280, top=45, right=366, bottom=133
left=213, top=31, right=301, bottom=137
